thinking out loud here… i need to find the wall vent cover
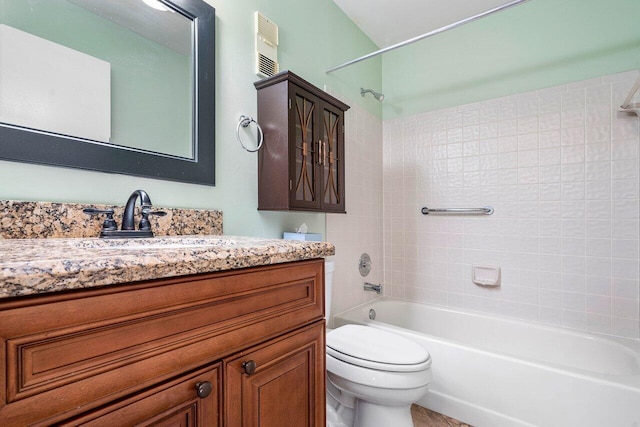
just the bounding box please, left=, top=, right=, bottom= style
left=255, top=12, right=279, bottom=78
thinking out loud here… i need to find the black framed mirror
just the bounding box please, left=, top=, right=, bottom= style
left=0, top=0, right=215, bottom=186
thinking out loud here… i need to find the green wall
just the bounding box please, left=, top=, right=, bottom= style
left=4, top=0, right=637, bottom=239
left=0, top=0, right=381, bottom=238
left=382, top=0, right=640, bottom=118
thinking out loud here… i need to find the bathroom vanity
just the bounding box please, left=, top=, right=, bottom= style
left=0, top=234, right=333, bottom=426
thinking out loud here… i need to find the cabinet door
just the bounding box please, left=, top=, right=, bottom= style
left=61, top=364, right=221, bottom=427
left=289, top=84, right=321, bottom=210
left=319, top=101, right=346, bottom=213
left=224, top=322, right=325, bottom=427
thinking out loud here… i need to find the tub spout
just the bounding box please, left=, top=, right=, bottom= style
left=364, top=282, right=382, bottom=294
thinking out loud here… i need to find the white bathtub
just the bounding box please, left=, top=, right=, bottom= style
left=333, top=298, right=640, bottom=427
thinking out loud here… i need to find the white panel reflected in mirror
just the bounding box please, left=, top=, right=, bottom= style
left=0, top=24, right=111, bottom=143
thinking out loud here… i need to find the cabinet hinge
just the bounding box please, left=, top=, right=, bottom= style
left=289, top=179, right=293, bottom=190
left=288, top=99, right=292, bottom=110
left=342, top=125, right=345, bottom=134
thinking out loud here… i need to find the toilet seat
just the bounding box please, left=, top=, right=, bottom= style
left=327, top=325, right=431, bottom=372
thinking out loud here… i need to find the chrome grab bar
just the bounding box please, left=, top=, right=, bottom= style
left=421, top=206, right=494, bottom=215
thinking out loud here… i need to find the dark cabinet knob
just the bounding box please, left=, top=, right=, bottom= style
left=195, top=381, right=213, bottom=398
left=242, top=360, right=257, bottom=375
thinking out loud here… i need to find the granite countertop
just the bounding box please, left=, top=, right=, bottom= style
left=0, top=235, right=335, bottom=299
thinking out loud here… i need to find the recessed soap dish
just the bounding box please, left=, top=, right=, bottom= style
left=472, top=265, right=501, bottom=287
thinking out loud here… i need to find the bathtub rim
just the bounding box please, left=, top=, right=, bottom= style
left=332, top=296, right=640, bottom=388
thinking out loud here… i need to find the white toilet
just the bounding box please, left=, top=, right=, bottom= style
left=324, top=260, right=432, bottom=427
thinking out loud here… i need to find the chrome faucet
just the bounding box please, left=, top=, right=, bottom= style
left=84, top=189, right=165, bottom=238
left=363, top=282, right=382, bottom=294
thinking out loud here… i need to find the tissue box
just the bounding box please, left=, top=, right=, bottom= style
left=283, top=232, right=322, bottom=242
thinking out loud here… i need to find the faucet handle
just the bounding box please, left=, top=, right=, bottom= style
left=139, top=207, right=167, bottom=231
left=83, top=207, right=117, bottom=231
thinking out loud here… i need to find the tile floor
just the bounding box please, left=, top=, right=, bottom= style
left=411, top=404, right=472, bottom=427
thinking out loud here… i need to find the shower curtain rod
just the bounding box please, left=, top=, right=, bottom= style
left=325, top=0, right=530, bottom=74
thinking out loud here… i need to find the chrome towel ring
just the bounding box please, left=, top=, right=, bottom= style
left=236, top=115, right=263, bottom=152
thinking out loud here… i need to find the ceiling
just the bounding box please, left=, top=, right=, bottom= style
left=332, top=0, right=515, bottom=48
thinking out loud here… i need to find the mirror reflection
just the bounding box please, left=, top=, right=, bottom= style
left=0, top=0, right=194, bottom=158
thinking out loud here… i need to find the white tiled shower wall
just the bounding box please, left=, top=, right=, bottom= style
left=326, top=102, right=384, bottom=319
left=383, top=70, right=640, bottom=339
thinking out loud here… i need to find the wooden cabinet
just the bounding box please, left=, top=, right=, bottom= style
left=0, top=259, right=325, bottom=427
left=255, top=71, right=349, bottom=213
left=225, top=323, right=324, bottom=427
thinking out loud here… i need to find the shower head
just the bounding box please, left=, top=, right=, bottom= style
left=360, top=87, right=384, bottom=102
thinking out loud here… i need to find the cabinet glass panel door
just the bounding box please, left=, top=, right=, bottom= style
left=320, top=102, right=345, bottom=212
left=291, top=87, right=319, bottom=209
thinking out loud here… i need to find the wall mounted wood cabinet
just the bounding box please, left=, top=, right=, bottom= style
left=0, top=259, right=325, bottom=426
left=255, top=71, right=350, bottom=213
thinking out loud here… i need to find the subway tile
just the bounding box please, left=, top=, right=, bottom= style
left=612, top=179, right=639, bottom=200
left=562, top=291, right=586, bottom=311
left=585, top=181, right=610, bottom=200
left=538, top=112, right=561, bottom=131
left=540, top=184, right=561, bottom=201
left=585, top=161, right=611, bottom=181
left=518, top=150, right=539, bottom=167
left=498, top=119, right=518, bottom=137
left=612, top=159, right=640, bottom=180
left=562, top=182, right=585, bottom=200
left=585, top=200, right=611, bottom=219
left=561, top=127, right=586, bottom=147
left=585, top=84, right=610, bottom=104
left=611, top=317, right=640, bottom=339
left=612, top=116, right=639, bottom=140
left=562, top=273, right=586, bottom=293
left=586, top=313, right=612, bottom=335
left=517, top=171, right=540, bottom=190
left=586, top=275, right=612, bottom=296
left=561, top=145, right=585, bottom=164
left=562, top=164, right=585, bottom=182
left=612, top=239, right=640, bottom=260
left=611, top=278, right=639, bottom=299
left=585, top=238, right=611, bottom=257
left=539, top=129, right=562, bottom=148
left=612, top=297, right=639, bottom=320
left=612, top=199, right=640, bottom=219
left=539, top=306, right=563, bottom=326
left=612, top=139, right=639, bottom=160
left=498, top=135, right=518, bottom=153
left=612, top=219, right=639, bottom=239
left=586, top=294, right=611, bottom=315
left=539, top=147, right=561, bottom=166
left=499, top=152, right=518, bottom=168
left=539, top=271, right=562, bottom=290
left=561, top=238, right=585, bottom=256
left=463, top=125, right=479, bottom=142
left=562, top=89, right=586, bottom=111
left=585, top=125, right=610, bottom=144
left=539, top=165, right=562, bottom=183
left=540, top=289, right=562, bottom=308
left=562, top=109, right=585, bottom=129
left=585, top=104, right=610, bottom=126
left=562, top=309, right=586, bottom=330
left=540, top=237, right=562, bottom=254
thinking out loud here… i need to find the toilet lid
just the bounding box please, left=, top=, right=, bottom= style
left=327, top=325, right=431, bottom=371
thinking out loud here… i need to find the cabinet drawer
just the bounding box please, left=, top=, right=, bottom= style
left=61, top=364, right=221, bottom=427
left=0, top=259, right=324, bottom=426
